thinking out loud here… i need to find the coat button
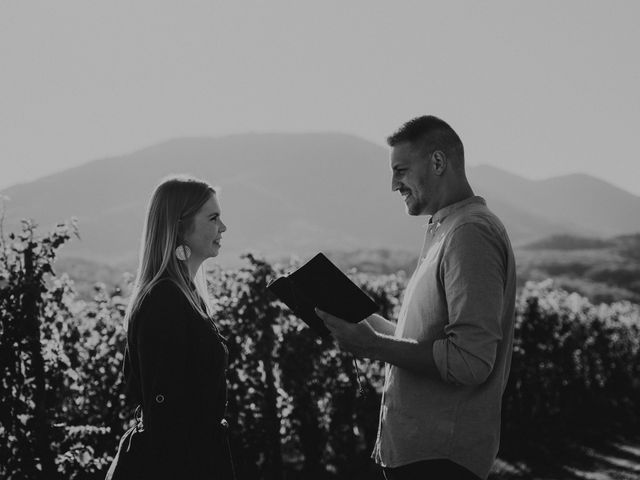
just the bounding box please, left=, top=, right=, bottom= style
left=155, top=394, right=165, bottom=403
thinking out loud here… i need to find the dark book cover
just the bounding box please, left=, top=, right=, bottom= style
left=267, top=253, right=378, bottom=337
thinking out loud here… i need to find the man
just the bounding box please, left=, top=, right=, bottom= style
left=316, top=116, right=516, bottom=480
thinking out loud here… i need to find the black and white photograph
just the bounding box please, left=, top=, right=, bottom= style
left=1, top=1, right=639, bottom=479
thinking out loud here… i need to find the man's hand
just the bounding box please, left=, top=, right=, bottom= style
left=364, top=313, right=397, bottom=336
left=315, top=308, right=380, bottom=357
left=316, top=308, right=441, bottom=378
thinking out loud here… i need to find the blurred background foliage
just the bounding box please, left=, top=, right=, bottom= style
left=1, top=221, right=639, bottom=479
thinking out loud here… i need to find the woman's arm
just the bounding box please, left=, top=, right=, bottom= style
left=136, top=281, right=193, bottom=479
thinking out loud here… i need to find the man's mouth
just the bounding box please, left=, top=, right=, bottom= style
left=400, top=190, right=412, bottom=201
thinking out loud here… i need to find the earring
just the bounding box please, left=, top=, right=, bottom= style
left=175, top=245, right=191, bottom=261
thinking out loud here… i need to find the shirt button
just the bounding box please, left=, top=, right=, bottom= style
left=155, top=394, right=165, bottom=404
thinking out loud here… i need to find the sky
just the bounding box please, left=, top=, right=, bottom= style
left=1, top=0, right=639, bottom=195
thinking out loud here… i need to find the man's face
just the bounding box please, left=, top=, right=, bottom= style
left=390, top=142, right=434, bottom=216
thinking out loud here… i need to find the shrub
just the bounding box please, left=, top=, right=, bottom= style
left=2, top=220, right=640, bottom=479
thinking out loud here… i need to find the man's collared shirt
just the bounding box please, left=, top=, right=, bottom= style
left=372, top=196, right=517, bottom=480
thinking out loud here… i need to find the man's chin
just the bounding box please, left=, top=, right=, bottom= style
left=405, top=202, right=421, bottom=216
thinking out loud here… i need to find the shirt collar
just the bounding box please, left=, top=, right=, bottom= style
left=427, top=195, right=486, bottom=226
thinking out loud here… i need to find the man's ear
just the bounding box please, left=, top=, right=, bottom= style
left=431, top=150, right=447, bottom=176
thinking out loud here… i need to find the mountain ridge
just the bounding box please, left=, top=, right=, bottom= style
left=2, top=133, right=639, bottom=267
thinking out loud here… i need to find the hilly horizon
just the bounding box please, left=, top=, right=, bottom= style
left=2, top=132, right=639, bottom=268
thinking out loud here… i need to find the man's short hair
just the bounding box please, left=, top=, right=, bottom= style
left=387, top=115, right=464, bottom=164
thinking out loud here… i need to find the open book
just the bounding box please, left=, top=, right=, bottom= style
left=267, top=253, right=378, bottom=337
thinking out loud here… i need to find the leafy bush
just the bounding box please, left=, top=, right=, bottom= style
left=2, top=221, right=639, bottom=479
left=0, top=219, right=132, bottom=480
left=209, top=256, right=402, bottom=479
left=503, top=279, right=640, bottom=445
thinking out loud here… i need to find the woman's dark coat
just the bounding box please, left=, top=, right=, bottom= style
left=124, top=278, right=233, bottom=479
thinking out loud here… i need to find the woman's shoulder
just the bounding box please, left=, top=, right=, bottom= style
left=147, top=278, right=193, bottom=310
left=134, top=279, right=191, bottom=326
left=147, top=277, right=183, bottom=298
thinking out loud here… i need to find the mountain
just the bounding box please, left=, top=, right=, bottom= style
left=468, top=165, right=640, bottom=239
left=514, top=233, right=640, bottom=304
left=522, top=234, right=615, bottom=251
left=1, top=133, right=639, bottom=268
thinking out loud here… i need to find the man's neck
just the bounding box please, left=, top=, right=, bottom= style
left=426, top=182, right=475, bottom=216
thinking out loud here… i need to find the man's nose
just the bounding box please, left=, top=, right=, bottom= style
left=220, top=220, right=227, bottom=232
left=391, top=176, right=400, bottom=192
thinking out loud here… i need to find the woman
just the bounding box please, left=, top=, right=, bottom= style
left=110, top=175, right=233, bottom=479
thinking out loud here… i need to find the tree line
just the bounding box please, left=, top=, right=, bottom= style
left=1, top=220, right=639, bottom=479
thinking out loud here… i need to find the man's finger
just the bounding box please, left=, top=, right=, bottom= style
left=315, top=308, right=341, bottom=325
left=324, top=316, right=342, bottom=327
left=323, top=319, right=338, bottom=331
left=315, top=308, right=336, bottom=332
left=315, top=308, right=347, bottom=324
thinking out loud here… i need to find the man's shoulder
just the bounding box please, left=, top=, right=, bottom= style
left=446, top=203, right=508, bottom=240
left=439, top=205, right=513, bottom=260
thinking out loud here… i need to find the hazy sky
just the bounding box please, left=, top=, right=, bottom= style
left=1, top=1, right=639, bottom=195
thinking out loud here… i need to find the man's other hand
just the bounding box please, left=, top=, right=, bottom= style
left=315, top=308, right=379, bottom=357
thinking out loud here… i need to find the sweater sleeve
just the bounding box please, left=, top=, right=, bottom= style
left=136, top=281, right=193, bottom=478
left=433, top=222, right=507, bottom=386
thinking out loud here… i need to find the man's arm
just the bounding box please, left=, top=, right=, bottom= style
left=317, top=222, right=507, bottom=386
left=432, top=222, right=507, bottom=386
left=369, top=333, right=441, bottom=378
left=365, top=313, right=396, bottom=336
left=316, top=309, right=442, bottom=379
left=379, top=222, right=507, bottom=386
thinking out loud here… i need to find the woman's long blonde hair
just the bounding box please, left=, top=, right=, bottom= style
left=125, top=175, right=216, bottom=330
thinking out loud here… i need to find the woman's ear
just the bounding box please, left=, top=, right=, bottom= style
left=176, top=218, right=187, bottom=240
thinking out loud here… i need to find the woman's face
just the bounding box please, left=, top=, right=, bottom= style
left=183, top=193, right=226, bottom=261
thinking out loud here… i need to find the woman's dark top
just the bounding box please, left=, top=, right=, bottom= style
left=124, top=278, right=233, bottom=479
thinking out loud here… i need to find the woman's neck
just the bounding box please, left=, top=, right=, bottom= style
left=187, top=257, right=203, bottom=281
